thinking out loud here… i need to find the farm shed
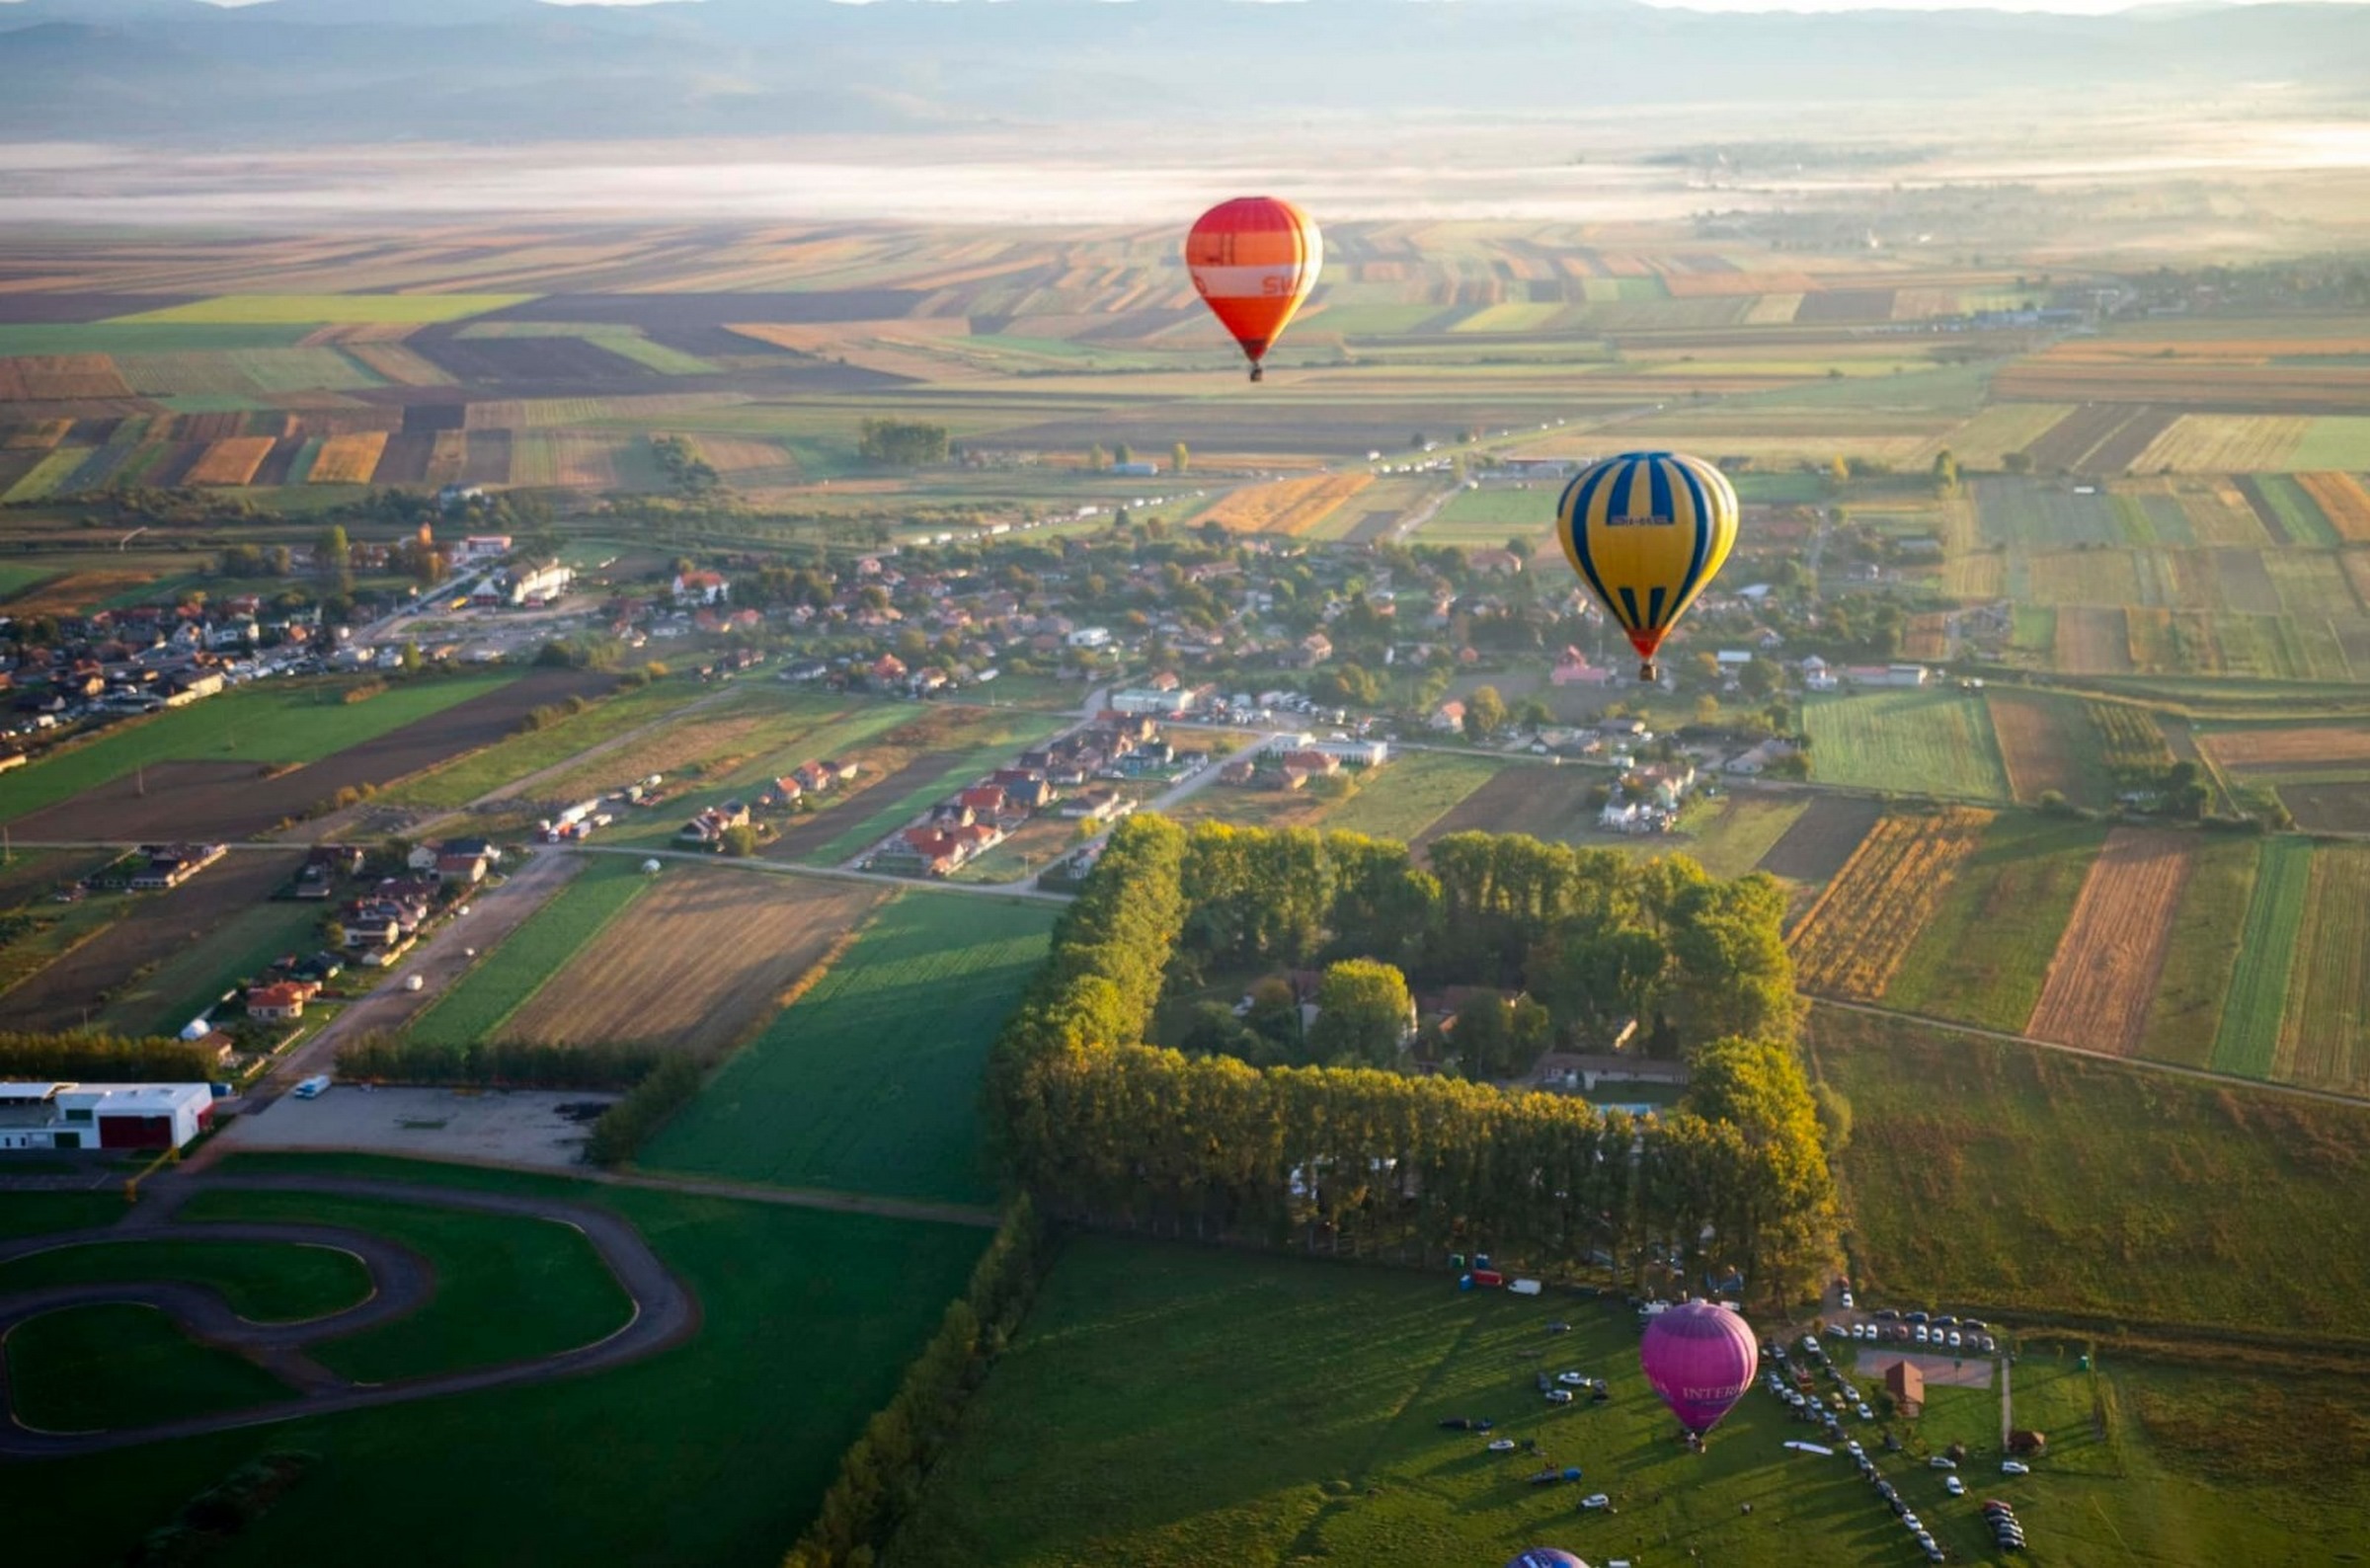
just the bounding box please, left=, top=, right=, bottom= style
left=1884, top=1360, right=1925, bottom=1417
left=0, top=1082, right=214, bottom=1152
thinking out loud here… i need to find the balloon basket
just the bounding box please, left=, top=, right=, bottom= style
left=1249, top=364, right=1264, bottom=383
left=1638, top=661, right=1659, bottom=682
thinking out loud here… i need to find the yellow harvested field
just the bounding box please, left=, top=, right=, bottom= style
left=505, top=871, right=885, bottom=1056
left=1931, top=405, right=2070, bottom=469
left=342, top=343, right=456, bottom=386
left=2199, top=726, right=2370, bottom=771
left=2296, top=472, right=2370, bottom=542
left=2129, top=414, right=2308, bottom=473
left=185, top=436, right=277, bottom=487
left=1200, top=473, right=1371, bottom=535
left=1, top=419, right=74, bottom=450
left=308, top=431, right=389, bottom=484
left=2025, top=829, right=2196, bottom=1055
left=1788, top=809, right=1991, bottom=999
left=0, top=355, right=130, bottom=401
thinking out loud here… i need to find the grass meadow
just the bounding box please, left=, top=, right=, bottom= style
left=1808, top=1003, right=2370, bottom=1342
left=0, top=1156, right=987, bottom=1568
left=641, top=892, right=1058, bottom=1202
left=2208, top=837, right=2311, bottom=1079
left=889, top=1233, right=2370, bottom=1568
left=1882, top=815, right=2104, bottom=1030
left=7, top=1303, right=298, bottom=1433
left=1803, top=689, right=2013, bottom=803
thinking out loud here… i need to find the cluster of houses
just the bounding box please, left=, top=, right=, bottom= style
left=676, top=756, right=860, bottom=848
left=1218, top=735, right=1391, bottom=793
left=865, top=716, right=1178, bottom=879
left=464, top=560, right=574, bottom=610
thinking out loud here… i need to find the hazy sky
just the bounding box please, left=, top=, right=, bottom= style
left=74, top=0, right=2370, bottom=13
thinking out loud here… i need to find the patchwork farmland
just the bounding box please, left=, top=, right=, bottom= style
left=1788, top=808, right=1991, bottom=999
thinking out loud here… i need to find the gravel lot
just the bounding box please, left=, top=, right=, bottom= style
left=219, top=1085, right=613, bottom=1170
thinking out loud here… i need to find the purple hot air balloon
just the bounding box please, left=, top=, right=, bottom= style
left=1505, top=1551, right=1589, bottom=1568
left=1639, top=1301, right=1758, bottom=1437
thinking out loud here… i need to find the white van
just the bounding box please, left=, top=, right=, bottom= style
left=291, top=1075, right=332, bottom=1100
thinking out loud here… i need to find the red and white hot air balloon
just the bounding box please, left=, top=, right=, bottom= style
left=1185, top=196, right=1321, bottom=381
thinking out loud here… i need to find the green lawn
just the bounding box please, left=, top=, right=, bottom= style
left=379, top=679, right=706, bottom=811
left=1, top=1155, right=987, bottom=1568
left=404, top=856, right=651, bottom=1048
left=1415, top=484, right=1560, bottom=546
left=0, top=673, right=517, bottom=824
left=7, top=1303, right=297, bottom=1433
left=0, top=562, right=57, bottom=598
left=1321, top=751, right=1503, bottom=840
left=1678, top=793, right=1811, bottom=879
left=2136, top=834, right=2260, bottom=1068
left=1804, top=688, right=2013, bottom=802
left=890, top=1233, right=2366, bottom=1568
left=0, top=1239, right=370, bottom=1325
left=177, top=1190, right=631, bottom=1382
left=642, top=892, right=1058, bottom=1202
left=0, top=1193, right=140, bottom=1242
left=2208, top=836, right=2312, bottom=1079
left=1809, top=1003, right=2370, bottom=1342
left=112, top=295, right=533, bottom=326
left=1883, top=815, right=2105, bottom=1029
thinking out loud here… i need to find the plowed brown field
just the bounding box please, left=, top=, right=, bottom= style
left=2025, top=828, right=2196, bottom=1055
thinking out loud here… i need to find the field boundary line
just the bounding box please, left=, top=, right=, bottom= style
left=567, top=843, right=1073, bottom=902
left=1805, top=995, right=2370, bottom=1109
left=440, top=861, right=658, bottom=1045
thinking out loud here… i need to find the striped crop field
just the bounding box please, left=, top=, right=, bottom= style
left=308, top=431, right=389, bottom=484
left=2209, top=837, right=2312, bottom=1081
left=1, top=446, right=95, bottom=503
left=1, top=419, right=73, bottom=450
left=184, top=435, right=277, bottom=487
left=2129, top=414, right=2309, bottom=472
left=2294, top=472, right=2370, bottom=541
left=2245, top=474, right=2342, bottom=546
left=2274, top=845, right=2370, bottom=1094
left=112, top=294, right=534, bottom=326
left=2025, top=829, right=2197, bottom=1057
left=1789, top=808, right=1993, bottom=999
left=341, top=343, right=456, bottom=386
left=0, top=355, right=130, bottom=400
left=1199, top=474, right=1357, bottom=534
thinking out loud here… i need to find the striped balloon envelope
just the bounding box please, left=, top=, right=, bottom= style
left=1554, top=450, right=1739, bottom=681
left=1184, top=196, right=1322, bottom=381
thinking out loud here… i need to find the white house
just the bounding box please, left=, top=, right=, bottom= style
left=0, top=1082, right=215, bottom=1153
left=1312, top=738, right=1390, bottom=768
left=1066, top=626, right=1112, bottom=650
left=1112, top=687, right=1193, bottom=717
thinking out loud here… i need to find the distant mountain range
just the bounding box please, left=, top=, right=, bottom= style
left=0, top=0, right=2365, bottom=144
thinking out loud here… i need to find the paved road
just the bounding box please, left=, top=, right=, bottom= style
left=238, top=849, right=590, bottom=1112
left=572, top=843, right=1071, bottom=903
left=0, top=1172, right=695, bottom=1458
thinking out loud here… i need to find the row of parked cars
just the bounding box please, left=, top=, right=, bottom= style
left=1853, top=1308, right=2000, bottom=1355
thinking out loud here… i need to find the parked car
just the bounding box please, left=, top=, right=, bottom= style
left=2002, top=1460, right=2031, bottom=1475
left=1945, top=1476, right=1966, bottom=1497
left=1930, top=1455, right=1956, bottom=1470
left=1546, top=1389, right=1574, bottom=1405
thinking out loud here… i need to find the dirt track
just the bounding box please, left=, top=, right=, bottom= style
left=0, top=1171, right=695, bottom=1458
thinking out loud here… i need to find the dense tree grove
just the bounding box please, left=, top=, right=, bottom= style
left=989, top=816, right=1838, bottom=1309
left=336, top=1033, right=668, bottom=1090
left=0, top=1034, right=225, bottom=1082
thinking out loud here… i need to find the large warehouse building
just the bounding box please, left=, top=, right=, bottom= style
left=0, top=1082, right=215, bottom=1152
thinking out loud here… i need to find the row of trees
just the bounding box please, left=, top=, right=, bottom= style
left=988, top=816, right=1837, bottom=1309
left=0, top=1033, right=224, bottom=1082
left=335, top=1033, right=672, bottom=1090
left=783, top=1203, right=1047, bottom=1568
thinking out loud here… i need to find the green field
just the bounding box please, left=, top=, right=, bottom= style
left=1804, top=689, right=2013, bottom=801
left=0, top=561, right=56, bottom=597
left=2, top=1157, right=987, bottom=1568
left=7, top=1303, right=296, bottom=1433
left=178, top=1190, right=631, bottom=1382
left=1680, top=793, right=1812, bottom=878
left=2136, top=834, right=2260, bottom=1068
left=890, top=1233, right=2366, bottom=1568
left=378, top=678, right=705, bottom=811
left=2208, top=836, right=2312, bottom=1079
left=642, top=892, right=1058, bottom=1202
left=1883, top=815, right=2104, bottom=1029
left=114, top=295, right=534, bottom=326
left=0, top=1240, right=370, bottom=1324
left=1319, top=751, right=1504, bottom=840
left=405, top=856, right=650, bottom=1047
left=1415, top=484, right=1559, bottom=545
left=1809, top=1003, right=2370, bottom=1341
left=0, top=673, right=518, bottom=824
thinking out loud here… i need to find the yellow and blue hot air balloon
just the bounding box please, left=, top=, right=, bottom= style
left=1554, top=450, right=1739, bottom=681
